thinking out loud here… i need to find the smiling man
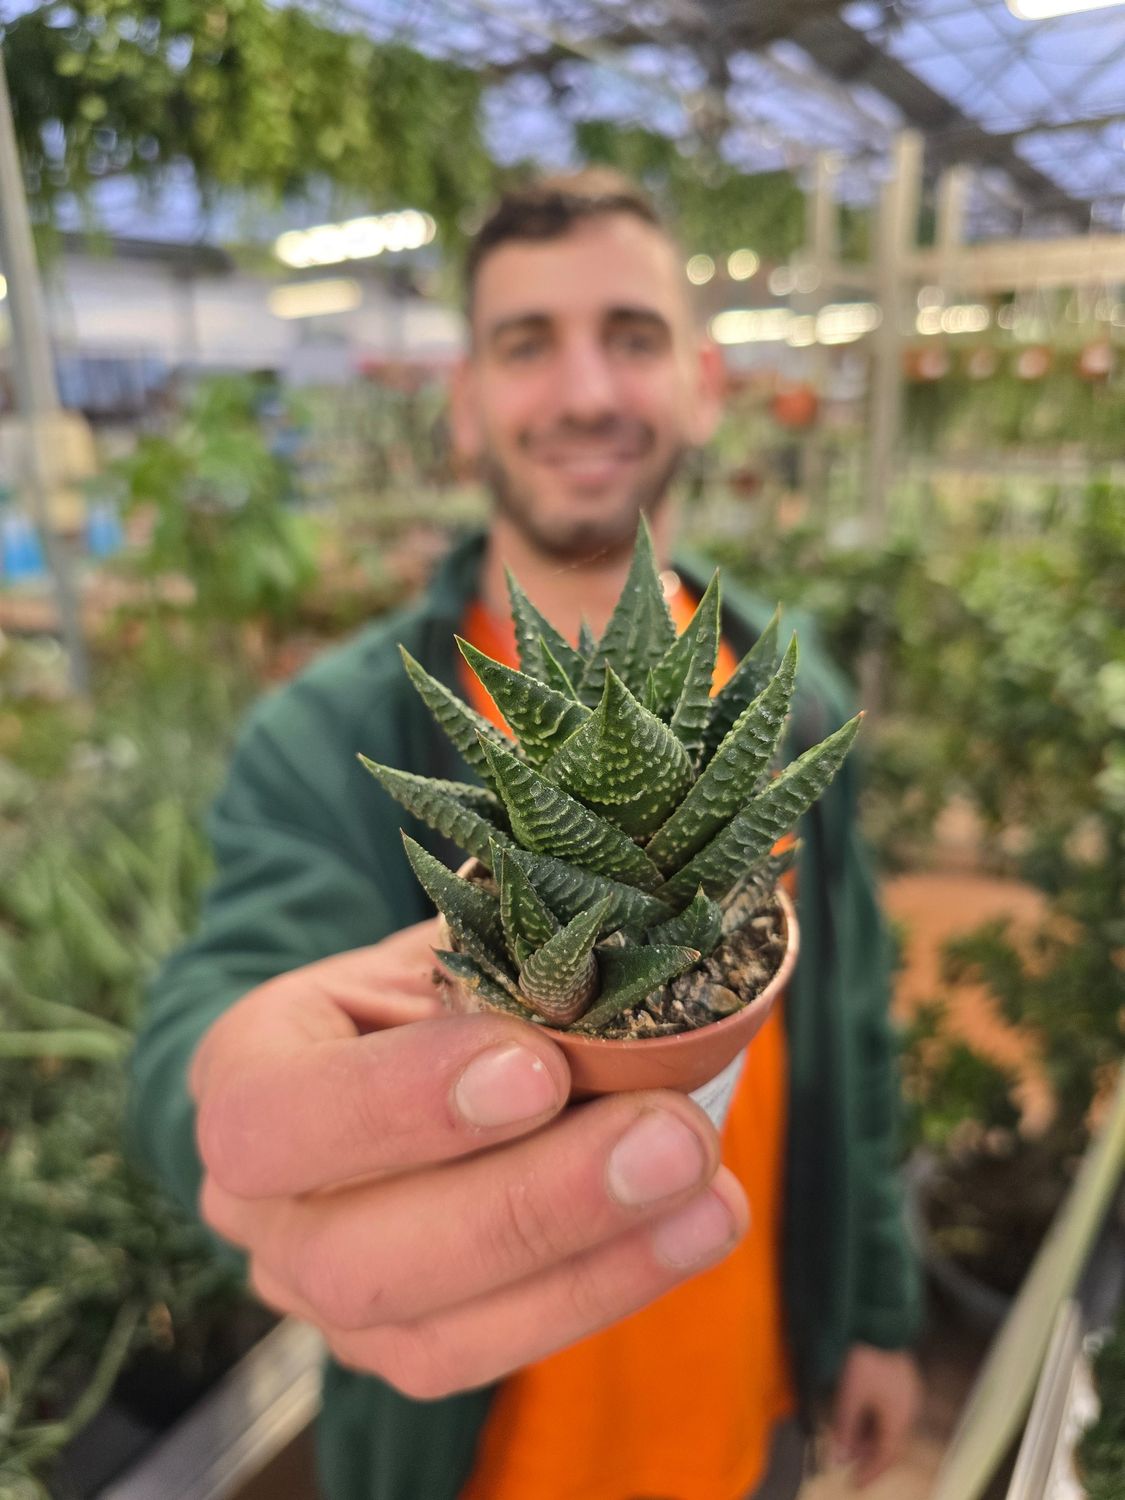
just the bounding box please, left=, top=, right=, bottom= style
left=129, top=169, right=922, bottom=1500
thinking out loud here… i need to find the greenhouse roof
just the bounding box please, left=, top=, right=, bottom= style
left=45, top=0, right=1125, bottom=245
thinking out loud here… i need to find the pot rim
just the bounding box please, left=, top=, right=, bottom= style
left=439, top=857, right=799, bottom=1050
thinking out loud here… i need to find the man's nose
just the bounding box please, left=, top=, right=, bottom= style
left=555, top=339, right=619, bottom=421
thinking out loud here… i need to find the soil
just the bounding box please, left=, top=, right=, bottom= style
left=451, top=863, right=788, bottom=1041
left=593, top=895, right=787, bottom=1040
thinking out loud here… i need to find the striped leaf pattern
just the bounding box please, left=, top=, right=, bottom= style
left=645, top=636, right=798, bottom=874
left=361, top=521, right=860, bottom=1030
left=480, top=737, right=664, bottom=892
left=544, top=670, right=693, bottom=837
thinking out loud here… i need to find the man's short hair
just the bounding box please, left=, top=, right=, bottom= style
left=462, top=168, right=681, bottom=317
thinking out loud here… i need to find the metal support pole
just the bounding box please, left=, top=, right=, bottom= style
left=800, top=152, right=840, bottom=512
left=0, top=47, right=90, bottom=697
left=935, top=164, right=970, bottom=299
left=867, top=130, right=923, bottom=537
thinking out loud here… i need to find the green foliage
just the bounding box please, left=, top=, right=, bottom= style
left=712, top=479, right=1122, bottom=1164
left=109, top=376, right=319, bottom=631
left=899, top=1001, right=1022, bottom=1156
left=574, top=121, right=806, bottom=260
left=905, top=361, right=1125, bottom=459
left=366, top=520, right=856, bottom=1027
left=4, top=2, right=493, bottom=243
left=1079, top=1301, right=1125, bottom=1500
left=0, top=632, right=258, bottom=1489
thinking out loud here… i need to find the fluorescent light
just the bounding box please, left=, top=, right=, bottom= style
left=686, top=254, right=715, bottom=285
left=711, top=301, right=883, bottom=347
left=727, top=249, right=759, bottom=280
left=269, top=278, right=362, bottom=319
left=274, top=210, right=435, bottom=269
left=711, top=308, right=794, bottom=344
left=0, top=274, right=6, bottom=301
left=916, top=303, right=990, bottom=335
left=1006, top=0, right=1125, bottom=18
left=815, top=302, right=882, bottom=344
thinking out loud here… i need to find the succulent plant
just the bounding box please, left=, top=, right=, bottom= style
left=361, top=521, right=859, bottom=1034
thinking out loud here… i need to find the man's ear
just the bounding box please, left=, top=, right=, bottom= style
left=687, top=338, right=726, bottom=446
left=448, top=355, right=483, bottom=463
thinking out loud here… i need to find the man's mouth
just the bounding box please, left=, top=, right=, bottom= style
left=529, top=439, right=650, bottom=485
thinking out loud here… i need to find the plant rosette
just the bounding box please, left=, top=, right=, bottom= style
left=434, top=858, right=798, bottom=1127
left=362, top=519, right=857, bottom=1131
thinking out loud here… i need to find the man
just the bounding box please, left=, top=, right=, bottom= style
left=128, top=168, right=922, bottom=1500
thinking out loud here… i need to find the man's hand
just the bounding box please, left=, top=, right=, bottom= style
left=190, top=919, right=748, bottom=1400
left=829, top=1344, right=922, bottom=1488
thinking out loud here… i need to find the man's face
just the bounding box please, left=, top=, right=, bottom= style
left=451, top=213, right=723, bottom=561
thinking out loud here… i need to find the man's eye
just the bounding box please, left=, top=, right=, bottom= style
left=502, top=339, right=544, bottom=360
left=612, top=329, right=660, bottom=353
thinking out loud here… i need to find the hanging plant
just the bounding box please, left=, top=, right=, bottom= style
left=1076, top=340, right=1115, bottom=382
left=1014, top=345, right=1053, bottom=381
left=2, top=2, right=496, bottom=245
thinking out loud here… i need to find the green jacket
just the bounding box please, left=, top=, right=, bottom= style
left=127, top=530, right=920, bottom=1500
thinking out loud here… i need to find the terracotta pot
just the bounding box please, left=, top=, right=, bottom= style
left=1014, top=345, right=1052, bottom=381
left=435, top=864, right=798, bottom=1114
left=1077, top=339, right=1115, bottom=382
left=769, top=385, right=819, bottom=430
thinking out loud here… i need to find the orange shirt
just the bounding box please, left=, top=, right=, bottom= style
left=457, top=581, right=794, bottom=1500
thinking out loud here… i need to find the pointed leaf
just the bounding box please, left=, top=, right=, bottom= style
left=648, top=573, right=721, bottom=752
left=646, top=637, right=798, bottom=874
left=581, top=518, right=676, bottom=704
left=720, top=844, right=799, bottom=936
left=506, top=847, right=673, bottom=936
left=577, top=619, right=598, bottom=660
left=457, top=638, right=590, bottom=766
left=506, top=568, right=585, bottom=685
left=498, top=846, right=559, bottom=965
left=539, top=638, right=580, bottom=701
left=700, top=607, right=781, bottom=762
left=435, top=950, right=533, bottom=1018
left=400, top=647, right=512, bottom=777
left=517, top=898, right=609, bottom=1024
left=360, top=759, right=510, bottom=866
left=543, top=669, right=693, bottom=837
left=649, top=887, right=723, bottom=958
left=659, top=716, right=861, bottom=907
left=401, top=835, right=512, bottom=989
left=480, top=736, right=664, bottom=892
left=575, top=945, right=700, bottom=1033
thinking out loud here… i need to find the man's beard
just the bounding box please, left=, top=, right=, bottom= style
left=480, top=432, right=689, bottom=564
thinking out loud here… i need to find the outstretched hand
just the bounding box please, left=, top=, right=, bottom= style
left=190, top=919, right=749, bottom=1399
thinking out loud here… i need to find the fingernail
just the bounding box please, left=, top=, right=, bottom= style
left=650, top=1189, right=737, bottom=1268
left=607, top=1111, right=707, bottom=1207
left=455, top=1045, right=559, bottom=1128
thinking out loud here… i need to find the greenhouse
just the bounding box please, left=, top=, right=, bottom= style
left=0, top=2, right=1122, bottom=1498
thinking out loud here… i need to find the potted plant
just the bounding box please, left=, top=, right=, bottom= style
left=361, top=521, right=858, bottom=1125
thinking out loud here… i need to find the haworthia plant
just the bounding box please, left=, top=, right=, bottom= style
left=361, top=518, right=861, bottom=1031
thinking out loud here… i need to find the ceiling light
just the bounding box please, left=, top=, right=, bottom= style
left=0, top=274, right=6, bottom=301
left=816, top=302, right=882, bottom=344
left=1006, top=0, right=1125, bottom=18
left=710, top=308, right=794, bottom=344
left=727, top=249, right=760, bottom=280
left=274, top=210, right=435, bottom=269
left=269, top=278, right=362, bottom=319
left=686, top=254, right=716, bottom=285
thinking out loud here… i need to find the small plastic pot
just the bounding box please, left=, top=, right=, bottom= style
left=435, top=868, right=798, bottom=1128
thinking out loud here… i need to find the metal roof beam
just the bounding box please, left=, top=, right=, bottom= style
left=765, top=13, right=1092, bottom=228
